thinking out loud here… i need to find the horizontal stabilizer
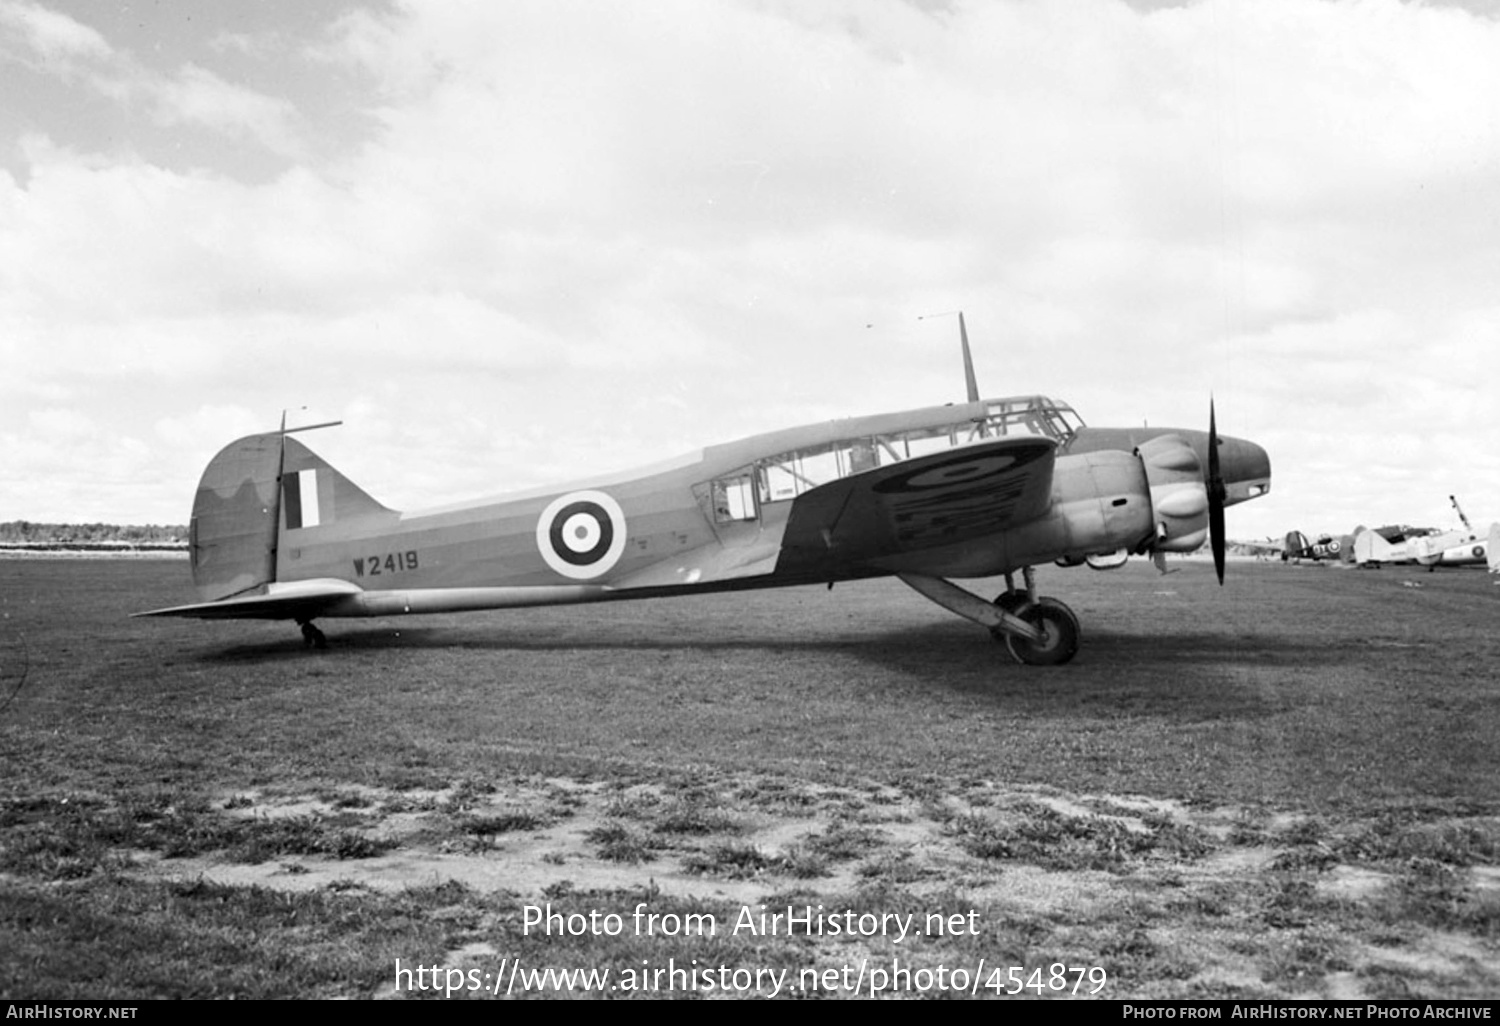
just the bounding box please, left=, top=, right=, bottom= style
left=134, top=579, right=363, bottom=621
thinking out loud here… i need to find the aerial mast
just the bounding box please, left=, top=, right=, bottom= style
left=1450, top=495, right=1472, bottom=533
left=917, top=309, right=980, bottom=403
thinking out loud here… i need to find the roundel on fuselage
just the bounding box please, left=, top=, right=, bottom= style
left=536, top=490, right=628, bottom=579
left=1474, top=544, right=1485, bottom=559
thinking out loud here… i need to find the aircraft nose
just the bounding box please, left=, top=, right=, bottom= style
left=1219, top=436, right=1271, bottom=506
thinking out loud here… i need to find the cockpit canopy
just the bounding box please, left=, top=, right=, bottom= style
left=704, top=395, right=1084, bottom=523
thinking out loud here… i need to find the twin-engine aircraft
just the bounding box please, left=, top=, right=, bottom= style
left=137, top=327, right=1271, bottom=664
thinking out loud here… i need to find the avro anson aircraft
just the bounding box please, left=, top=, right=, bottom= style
left=137, top=323, right=1271, bottom=665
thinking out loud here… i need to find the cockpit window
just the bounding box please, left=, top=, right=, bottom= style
left=702, top=395, right=1083, bottom=519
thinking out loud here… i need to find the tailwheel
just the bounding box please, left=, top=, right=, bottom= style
left=1003, top=598, right=1080, bottom=666
left=299, top=621, right=327, bottom=650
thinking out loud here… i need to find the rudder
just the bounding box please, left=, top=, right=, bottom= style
left=189, top=433, right=395, bottom=601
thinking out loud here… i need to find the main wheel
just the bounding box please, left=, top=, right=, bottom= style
left=1004, top=602, right=1080, bottom=666
left=1032, top=596, right=1080, bottom=636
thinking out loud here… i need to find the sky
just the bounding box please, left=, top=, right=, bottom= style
left=2, top=0, right=1498, bottom=544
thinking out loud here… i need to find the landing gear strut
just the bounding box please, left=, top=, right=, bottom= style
left=299, top=620, right=327, bottom=650
left=994, top=570, right=1030, bottom=616
left=898, top=570, right=1080, bottom=666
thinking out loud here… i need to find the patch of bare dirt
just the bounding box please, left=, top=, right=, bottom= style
left=114, top=775, right=1500, bottom=1000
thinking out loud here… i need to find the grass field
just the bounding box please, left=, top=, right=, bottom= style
left=1, top=556, right=1497, bottom=999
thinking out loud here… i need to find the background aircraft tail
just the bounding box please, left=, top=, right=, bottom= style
left=1283, top=530, right=1309, bottom=560
left=1354, top=526, right=1401, bottom=565
left=189, top=432, right=394, bottom=602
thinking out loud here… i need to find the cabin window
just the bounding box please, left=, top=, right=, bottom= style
left=705, top=396, right=1087, bottom=516
left=762, top=447, right=841, bottom=502
left=711, top=474, right=758, bottom=523
left=758, top=441, right=883, bottom=502
left=900, top=427, right=963, bottom=459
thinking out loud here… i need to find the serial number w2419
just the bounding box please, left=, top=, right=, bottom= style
left=353, top=551, right=419, bottom=577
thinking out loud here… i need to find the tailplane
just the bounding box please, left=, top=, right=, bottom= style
left=189, top=432, right=394, bottom=601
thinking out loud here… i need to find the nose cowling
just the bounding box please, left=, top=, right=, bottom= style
left=1135, top=434, right=1209, bottom=553
left=1165, top=430, right=1270, bottom=508
left=1216, top=435, right=1272, bottom=507
left=1067, top=425, right=1271, bottom=508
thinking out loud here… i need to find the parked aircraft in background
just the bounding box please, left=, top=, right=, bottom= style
left=1230, top=537, right=1285, bottom=560
left=1283, top=529, right=1356, bottom=564
left=1355, top=499, right=1487, bottom=569
left=1354, top=528, right=1419, bottom=566
left=1410, top=498, right=1489, bottom=569
left=136, top=319, right=1271, bottom=665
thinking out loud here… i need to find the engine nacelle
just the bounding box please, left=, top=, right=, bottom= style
left=1135, top=434, right=1209, bottom=553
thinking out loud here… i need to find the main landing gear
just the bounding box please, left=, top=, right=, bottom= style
left=298, top=619, right=327, bottom=650
left=898, top=568, right=1081, bottom=666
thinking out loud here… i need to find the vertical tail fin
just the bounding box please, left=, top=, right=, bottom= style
left=189, top=432, right=394, bottom=601
left=1354, top=527, right=1400, bottom=565
left=1284, top=530, right=1308, bottom=559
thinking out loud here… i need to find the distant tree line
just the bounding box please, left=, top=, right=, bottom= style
left=0, top=522, right=188, bottom=547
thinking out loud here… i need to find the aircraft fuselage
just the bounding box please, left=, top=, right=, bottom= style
left=141, top=393, right=1271, bottom=664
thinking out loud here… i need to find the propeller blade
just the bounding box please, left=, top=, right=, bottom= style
left=1207, top=399, right=1227, bottom=584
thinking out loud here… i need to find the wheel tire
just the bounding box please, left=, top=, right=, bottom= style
left=1033, top=596, right=1080, bottom=637
left=1004, top=602, right=1080, bottom=666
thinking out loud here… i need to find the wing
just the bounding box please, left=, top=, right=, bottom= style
left=133, top=578, right=363, bottom=621
left=777, top=435, right=1056, bottom=573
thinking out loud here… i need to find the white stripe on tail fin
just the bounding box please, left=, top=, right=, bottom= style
left=284, top=469, right=321, bottom=530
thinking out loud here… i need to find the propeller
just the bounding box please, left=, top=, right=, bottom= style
left=1207, top=399, right=1227, bottom=584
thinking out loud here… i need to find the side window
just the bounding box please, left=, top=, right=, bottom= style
left=712, top=474, right=758, bottom=523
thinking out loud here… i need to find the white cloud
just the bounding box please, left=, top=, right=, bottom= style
left=0, top=0, right=110, bottom=64
left=2, top=0, right=1500, bottom=534
left=149, top=64, right=304, bottom=157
